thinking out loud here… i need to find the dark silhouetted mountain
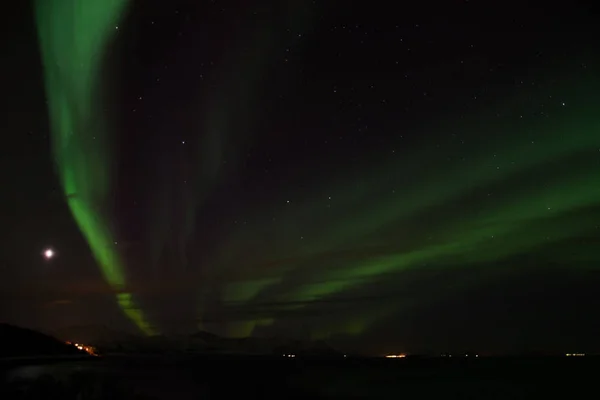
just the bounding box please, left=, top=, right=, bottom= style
left=52, top=324, right=142, bottom=347
left=273, top=339, right=343, bottom=357
left=186, top=331, right=343, bottom=357
left=190, top=330, right=220, bottom=342
left=0, top=323, right=84, bottom=358
left=47, top=325, right=344, bottom=357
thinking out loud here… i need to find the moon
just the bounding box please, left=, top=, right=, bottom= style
left=43, top=248, right=55, bottom=260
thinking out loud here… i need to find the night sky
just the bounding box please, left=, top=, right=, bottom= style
left=2, top=0, right=600, bottom=355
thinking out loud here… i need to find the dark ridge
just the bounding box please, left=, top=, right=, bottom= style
left=0, top=323, right=83, bottom=358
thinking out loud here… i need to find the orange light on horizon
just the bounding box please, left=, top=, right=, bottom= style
left=67, top=341, right=97, bottom=356
left=385, top=354, right=406, bottom=358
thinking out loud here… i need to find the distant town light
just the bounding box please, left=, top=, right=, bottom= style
left=68, top=341, right=97, bottom=356
left=385, top=354, right=406, bottom=358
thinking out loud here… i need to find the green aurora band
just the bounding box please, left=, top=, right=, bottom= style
left=32, top=1, right=600, bottom=341
left=208, top=72, right=600, bottom=338
left=34, top=0, right=154, bottom=334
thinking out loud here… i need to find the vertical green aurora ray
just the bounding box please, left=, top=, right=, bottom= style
left=190, top=27, right=278, bottom=335
left=34, top=0, right=154, bottom=335
left=192, top=3, right=317, bottom=335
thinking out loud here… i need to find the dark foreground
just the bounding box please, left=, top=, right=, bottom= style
left=1, top=355, right=597, bottom=399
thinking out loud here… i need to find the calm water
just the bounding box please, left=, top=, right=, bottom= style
left=2, top=356, right=596, bottom=399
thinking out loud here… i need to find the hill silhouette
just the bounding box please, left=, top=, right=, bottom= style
left=0, top=323, right=84, bottom=358
left=52, top=324, right=141, bottom=346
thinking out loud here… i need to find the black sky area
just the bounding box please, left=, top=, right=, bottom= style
left=2, top=0, right=600, bottom=355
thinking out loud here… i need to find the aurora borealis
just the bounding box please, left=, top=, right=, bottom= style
left=34, top=0, right=154, bottom=334
left=2, top=0, right=600, bottom=354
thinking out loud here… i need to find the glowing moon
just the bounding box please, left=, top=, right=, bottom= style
left=43, top=248, right=54, bottom=259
